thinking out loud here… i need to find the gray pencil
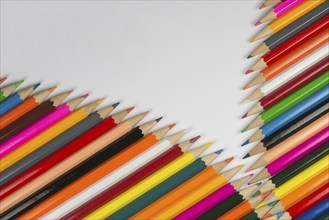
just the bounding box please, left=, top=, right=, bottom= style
left=249, top=2, right=329, bottom=57
left=0, top=103, right=118, bottom=186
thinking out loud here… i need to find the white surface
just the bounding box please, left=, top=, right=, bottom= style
left=1, top=1, right=267, bottom=178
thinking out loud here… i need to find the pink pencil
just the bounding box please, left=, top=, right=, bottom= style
left=251, top=127, right=329, bottom=183
left=173, top=176, right=251, bottom=220
left=255, top=0, right=305, bottom=25
left=0, top=95, right=87, bottom=158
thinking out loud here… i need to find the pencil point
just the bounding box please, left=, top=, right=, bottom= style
left=49, top=86, right=57, bottom=92
left=112, top=102, right=120, bottom=108
left=241, top=113, right=248, bottom=119
left=205, top=142, right=214, bottom=148
left=243, top=85, right=249, bottom=90
left=215, top=149, right=223, bottom=154
left=33, top=83, right=41, bottom=90
left=155, top=117, right=163, bottom=122
left=190, top=135, right=201, bottom=143
left=243, top=153, right=251, bottom=159
left=255, top=21, right=262, bottom=26
left=97, top=98, right=106, bottom=104
left=259, top=4, right=266, bottom=9
left=241, top=126, right=248, bottom=133
left=247, top=55, right=253, bottom=59
left=250, top=38, right=255, bottom=43
left=245, top=167, right=253, bottom=173
left=15, top=79, right=25, bottom=88
left=143, top=111, right=150, bottom=116
left=168, top=123, right=176, bottom=129
left=245, top=70, right=253, bottom=75
left=81, top=94, right=89, bottom=99
left=225, top=156, right=234, bottom=163
left=241, top=140, right=249, bottom=146
left=127, top=107, right=134, bottom=113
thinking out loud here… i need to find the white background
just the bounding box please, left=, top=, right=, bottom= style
left=1, top=1, right=268, bottom=181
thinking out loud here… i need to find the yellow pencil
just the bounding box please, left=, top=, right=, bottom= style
left=256, top=155, right=329, bottom=208
left=251, top=0, right=325, bottom=41
left=0, top=98, right=104, bottom=171
left=84, top=143, right=210, bottom=219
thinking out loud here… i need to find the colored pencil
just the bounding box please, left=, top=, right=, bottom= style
left=0, top=76, right=8, bottom=85
left=246, top=113, right=329, bottom=171
left=0, top=108, right=130, bottom=201
left=173, top=175, right=253, bottom=220
left=0, top=83, right=40, bottom=116
left=150, top=165, right=244, bottom=220
left=243, top=85, right=329, bottom=143
left=259, top=170, right=328, bottom=218
left=250, top=127, right=329, bottom=183
left=296, top=198, right=329, bottom=220
left=0, top=90, right=72, bottom=144
left=0, top=80, right=24, bottom=102
left=83, top=145, right=209, bottom=220
left=0, top=103, right=118, bottom=186
left=62, top=136, right=201, bottom=220
left=287, top=184, right=329, bottom=219
left=111, top=150, right=227, bottom=220
left=245, top=38, right=329, bottom=89
left=256, top=0, right=305, bottom=25
left=250, top=0, right=325, bottom=41
left=129, top=148, right=229, bottom=220
left=250, top=2, right=328, bottom=57
left=259, top=0, right=283, bottom=9
left=248, top=15, right=329, bottom=69
left=245, top=57, right=329, bottom=115
left=0, top=96, right=94, bottom=171
left=243, top=100, right=328, bottom=157
left=40, top=124, right=178, bottom=219
left=196, top=182, right=261, bottom=220
left=0, top=86, right=56, bottom=129
left=0, top=113, right=146, bottom=216
left=243, top=71, right=328, bottom=130
left=257, top=156, right=329, bottom=206
left=265, top=179, right=329, bottom=218
left=7, top=115, right=155, bottom=219
left=0, top=95, right=86, bottom=160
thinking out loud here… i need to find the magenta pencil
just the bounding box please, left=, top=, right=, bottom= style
left=0, top=95, right=86, bottom=158
left=173, top=176, right=250, bottom=220
left=251, top=127, right=329, bottom=183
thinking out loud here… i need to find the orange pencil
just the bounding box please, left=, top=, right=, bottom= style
left=0, top=86, right=56, bottom=129
left=245, top=29, right=329, bottom=89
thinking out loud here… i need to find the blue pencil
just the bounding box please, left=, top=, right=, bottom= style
left=296, top=197, right=329, bottom=220
left=0, top=83, right=40, bottom=116
left=245, top=85, right=329, bottom=144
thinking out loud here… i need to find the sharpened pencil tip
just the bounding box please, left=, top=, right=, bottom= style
left=112, top=102, right=120, bottom=108
left=33, top=83, right=41, bottom=90
left=155, top=117, right=163, bottom=122
left=241, top=126, right=248, bottom=133
left=243, top=84, right=250, bottom=90
left=241, top=113, right=248, bottom=119
left=255, top=21, right=262, bottom=26
left=205, top=142, right=214, bottom=148
left=245, top=167, right=253, bottom=173
left=241, top=140, right=249, bottom=147
left=143, top=111, right=150, bottom=116
left=48, top=86, right=57, bottom=92
left=127, top=107, right=134, bottom=113
left=243, top=153, right=251, bottom=159
left=247, top=55, right=253, bottom=59
left=250, top=38, right=255, bottom=43
left=245, top=70, right=253, bottom=75
left=190, top=135, right=201, bottom=143
left=263, top=214, right=271, bottom=219
left=15, top=79, right=25, bottom=87
left=215, top=149, right=223, bottom=154
left=97, top=98, right=106, bottom=104
left=225, top=156, right=234, bottom=163
left=81, top=94, right=89, bottom=99
left=168, top=123, right=176, bottom=129
left=259, top=4, right=266, bottom=9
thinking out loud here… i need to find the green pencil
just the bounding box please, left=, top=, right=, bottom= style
left=0, top=80, right=24, bottom=102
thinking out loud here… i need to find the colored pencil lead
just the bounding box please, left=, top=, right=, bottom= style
left=245, top=69, right=253, bottom=75
left=241, top=139, right=249, bottom=146
left=112, top=102, right=120, bottom=108
left=241, top=113, right=248, bottom=119
left=247, top=55, right=253, bottom=59
left=127, top=106, right=134, bottom=113
left=255, top=21, right=262, bottom=26
left=156, top=117, right=163, bottom=122
left=243, top=153, right=251, bottom=159
left=15, top=79, right=24, bottom=88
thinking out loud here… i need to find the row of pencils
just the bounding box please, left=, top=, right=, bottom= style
left=239, top=0, right=329, bottom=219
left=0, top=76, right=256, bottom=220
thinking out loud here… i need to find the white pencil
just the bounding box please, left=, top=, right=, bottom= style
left=40, top=130, right=189, bottom=219
left=244, top=44, right=329, bottom=103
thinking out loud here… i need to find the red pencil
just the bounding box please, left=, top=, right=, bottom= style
left=248, top=15, right=329, bottom=61
left=286, top=183, right=329, bottom=218
left=0, top=76, right=8, bottom=85
left=245, top=57, right=329, bottom=116
left=0, top=108, right=132, bottom=200
left=61, top=136, right=200, bottom=220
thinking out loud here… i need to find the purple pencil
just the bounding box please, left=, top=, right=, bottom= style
left=251, top=126, right=329, bottom=183
left=173, top=175, right=251, bottom=220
